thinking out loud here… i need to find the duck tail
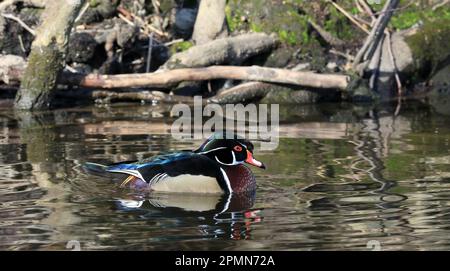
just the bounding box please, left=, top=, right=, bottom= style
left=83, top=162, right=108, bottom=175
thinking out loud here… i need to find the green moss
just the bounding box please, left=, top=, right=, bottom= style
left=278, top=30, right=298, bottom=45
left=367, top=0, right=387, bottom=12
left=169, top=41, right=193, bottom=54
left=250, top=22, right=263, bottom=33
left=301, top=29, right=309, bottom=44
left=390, top=0, right=450, bottom=30
left=225, top=3, right=244, bottom=32
left=391, top=10, right=421, bottom=29
left=226, top=0, right=309, bottom=47
left=350, top=6, right=359, bottom=15
left=323, top=4, right=356, bottom=40
left=406, top=17, right=450, bottom=76
left=158, top=0, right=176, bottom=13
left=89, top=0, right=100, bottom=7
left=15, top=44, right=64, bottom=109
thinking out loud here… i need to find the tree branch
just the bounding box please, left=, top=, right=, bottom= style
left=352, top=0, right=400, bottom=71
left=64, top=66, right=350, bottom=90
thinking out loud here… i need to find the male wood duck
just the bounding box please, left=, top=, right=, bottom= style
left=84, top=133, right=265, bottom=194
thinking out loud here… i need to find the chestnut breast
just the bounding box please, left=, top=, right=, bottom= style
left=223, top=165, right=257, bottom=193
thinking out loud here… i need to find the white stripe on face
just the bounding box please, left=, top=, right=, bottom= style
left=214, top=149, right=243, bottom=166
left=198, top=146, right=227, bottom=154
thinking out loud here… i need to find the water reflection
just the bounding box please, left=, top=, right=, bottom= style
left=117, top=191, right=255, bottom=213
left=115, top=191, right=260, bottom=241
left=0, top=101, right=450, bottom=250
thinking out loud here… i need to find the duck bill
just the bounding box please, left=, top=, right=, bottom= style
left=245, top=151, right=266, bottom=169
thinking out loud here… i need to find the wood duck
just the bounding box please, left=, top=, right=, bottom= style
left=84, top=133, right=265, bottom=194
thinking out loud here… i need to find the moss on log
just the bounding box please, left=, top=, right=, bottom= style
left=14, top=0, right=85, bottom=110
left=161, top=33, right=279, bottom=70
left=14, top=46, right=63, bottom=109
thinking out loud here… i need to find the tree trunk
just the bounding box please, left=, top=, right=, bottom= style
left=14, top=0, right=84, bottom=110
left=192, top=0, right=228, bottom=45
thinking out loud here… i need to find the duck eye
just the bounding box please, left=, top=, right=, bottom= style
left=233, top=145, right=243, bottom=152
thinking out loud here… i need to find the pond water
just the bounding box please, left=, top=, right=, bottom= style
left=1, top=101, right=450, bottom=251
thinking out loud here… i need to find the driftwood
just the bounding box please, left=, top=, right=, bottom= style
left=351, top=0, right=404, bottom=97
left=352, top=0, right=400, bottom=72
left=1, top=13, right=36, bottom=36
left=14, top=0, right=85, bottom=110
left=358, top=0, right=376, bottom=23
left=161, top=33, right=279, bottom=70
left=385, top=31, right=402, bottom=96
left=192, top=0, right=228, bottom=45
left=63, top=65, right=350, bottom=90
left=2, top=63, right=350, bottom=91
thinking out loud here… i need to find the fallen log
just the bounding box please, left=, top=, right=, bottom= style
left=0, top=65, right=350, bottom=91
left=161, top=33, right=279, bottom=70
left=209, top=82, right=272, bottom=104
left=209, top=81, right=341, bottom=104
left=3, top=63, right=350, bottom=91
left=64, top=65, right=350, bottom=90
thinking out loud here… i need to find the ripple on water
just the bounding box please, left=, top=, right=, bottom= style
left=1, top=102, right=450, bottom=250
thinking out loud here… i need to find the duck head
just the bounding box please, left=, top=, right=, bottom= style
left=195, top=133, right=266, bottom=169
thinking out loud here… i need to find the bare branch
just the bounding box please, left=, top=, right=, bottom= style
left=1, top=13, right=36, bottom=36
left=64, top=66, right=350, bottom=91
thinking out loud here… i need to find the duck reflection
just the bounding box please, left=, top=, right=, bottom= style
left=115, top=190, right=262, bottom=240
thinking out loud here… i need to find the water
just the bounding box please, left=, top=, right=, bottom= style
left=0, top=101, right=449, bottom=251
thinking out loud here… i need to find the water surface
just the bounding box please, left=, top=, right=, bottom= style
left=1, top=101, right=449, bottom=250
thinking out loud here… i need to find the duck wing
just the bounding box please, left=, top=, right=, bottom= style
left=106, top=152, right=230, bottom=193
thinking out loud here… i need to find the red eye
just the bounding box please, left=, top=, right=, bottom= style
left=233, top=145, right=243, bottom=152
